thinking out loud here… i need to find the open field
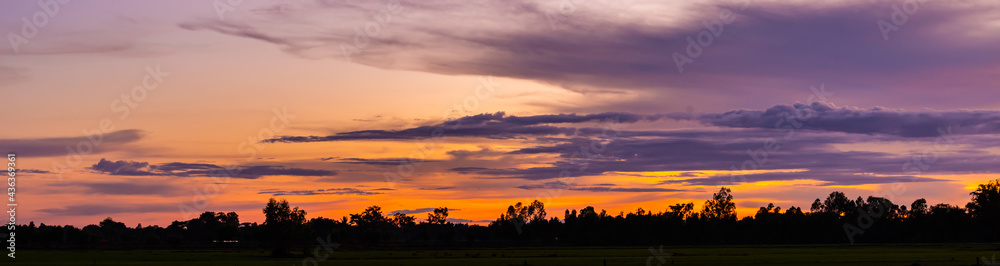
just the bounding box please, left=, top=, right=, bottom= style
left=9, top=243, right=1000, bottom=265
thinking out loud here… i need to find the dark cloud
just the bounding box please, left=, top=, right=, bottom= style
left=446, top=218, right=493, bottom=223
left=79, top=182, right=177, bottom=195
left=34, top=201, right=265, bottom=217
left=259, top=103, right=1000, bottom=186
left=180, top=1, right=1000, bottom=111
left=0, top=129, right=145, bottom=157
left=687, top=102, right=1000, bottom=137
left=18, top=169, right=51, bottom=174
left=516, top=181, right=687, bottom=193
left=258, top=187, right=385, bottom=196
left=90, top=158, right=154, bottom=176
left=449, top=167, right=491, bottom=174
left=37, top=203, right=178, bottom=216
left=673, top=172, right=702, bottom=177
left=265, top=102, right=1000, bottom=144
left=447, top=147, right=503, bottom=160
left=152, top=162, right=223, bottom=172
left=264, top=111, right=658, bottom=143
left=89, top=158, right=336, bottom=179
left=460, top=130, right=965, bottom=186
left=390, top=208, right=462, bottom=215
left=228, top=165, right=336, bottom=179
left=334, top=157, right=442, bottom=166
left=417, top=186, right=456, bottom=190
left=659, top=170, right=945, bottom=187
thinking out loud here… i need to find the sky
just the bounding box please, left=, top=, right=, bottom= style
left=2, top=0, right=1000, bottom=227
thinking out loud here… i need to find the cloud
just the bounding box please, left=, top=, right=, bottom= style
left=447, top=146, right=504, bottom=160
left=180, top=1, right=1000, bottom=110
left=0, top=129, right=145, bottom=157
left=152, top=162, right=223, bottom=172
left=417, top=186, right=455, bottom=190
left=446, top=218, right=493, bottom=223
left=334, top=157, right=441, bottom=166
left=659, top=170, right=945, bottom=187
left=389, top=208, right=462, bottom=215
left=90, top=158, right=154, bottom=175
left=266, top=102, right=1000, bottom=145
left=79, top=182, right=177, bottom=195
left=37, top=203, right=179, bottom=216
left=516, top=181, right=686, bottom=193
left=89, top=158, right=337, bottom=179
left=258, top=187, right=386, bottom=196
left=264, top=111, right=659, bottom=143
left=686, top=102, right=1000, bottom=137
left=230, top=165, right=336, bottom=178
left=263, top=104, right=1000, bottom=186
left=18, top=169, right=51, bottom=174
left=457, top=130, right=965, bottom=186
left=33, top=200, right=267, bottom=217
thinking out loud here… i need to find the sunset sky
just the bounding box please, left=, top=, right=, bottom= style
left=2, top=0, right=1000, bottom=227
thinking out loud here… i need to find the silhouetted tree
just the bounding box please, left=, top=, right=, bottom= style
left=529, top=200, right=546, bottom=223
left=350, top=206, right=392, bottom=228
left=668, top=202, right=694, bottom=220
left=427, top=207, right=449, bottom=224
left=12, top=179, right=1000, bottom=249
left=910, top=198, right=928, bottom=217
left=702, top=187, right=736, bottom=221
left=392, top=213, right=416, bottom=227
left=262, top=198, right=306, bottom=256
left=820, top=191, right=852, bottom=215
left=967, top=179, right=1000, bottom=239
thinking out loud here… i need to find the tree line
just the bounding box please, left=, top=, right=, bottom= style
left=5, top=179, right=999, bottom=255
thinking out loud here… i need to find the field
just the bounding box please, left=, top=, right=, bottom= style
left=11, top=243, right=1000, bottom=265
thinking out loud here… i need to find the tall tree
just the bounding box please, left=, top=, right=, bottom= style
left=910, top=198, right=928, bottom=217
left=262, top=198, right=306, bottom=256
left=702, top=187, right=736, bottom=221
left=528, top=200, right=546, bottom=223
left=391, top=213, right=416, bottom=227
left=967, top=179, right=1000, bottom=238
left=967, top=179, right=1000, bottom=219
left=350, top=206, right=391, bottom=228
left=427, top=207, right=449, bottom=224
left=668, top=202, right=694, bottom=219
left=821, top=191, right=852, bottom=215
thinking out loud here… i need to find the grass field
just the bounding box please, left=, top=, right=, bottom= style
left=10, top=243, right=1000, bottom=265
